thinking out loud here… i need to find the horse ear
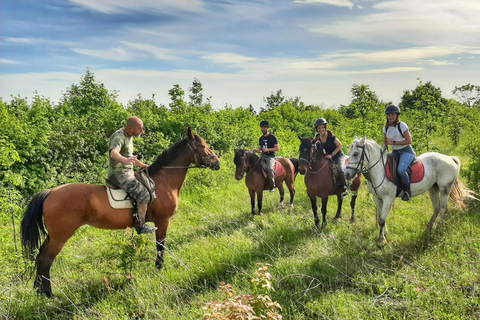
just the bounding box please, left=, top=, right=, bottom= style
left=234, top=149, right=238, bottom=153
left=186, top=127, right=195, bottom=140
left=298, top=135, right=302, bottom=141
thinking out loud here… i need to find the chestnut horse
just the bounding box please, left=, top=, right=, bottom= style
left=233, top=150, right=296, bottom=214
left=298, top=137, right=361, bottom=230
left=21, top=127, right=220, bottom=297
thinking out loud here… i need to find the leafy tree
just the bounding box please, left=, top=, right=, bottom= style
left=400, top=80, right=447, bottom=151
left=261, top=89, right=285, bottom=113
left=189, top=78, right=204, bottom=107
left=453, top=83, right=480, bottom=109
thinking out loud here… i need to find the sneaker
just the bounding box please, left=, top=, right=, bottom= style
left=401, top=192, right=411, bottom=201
left=136, top=224, right=157, bottom=235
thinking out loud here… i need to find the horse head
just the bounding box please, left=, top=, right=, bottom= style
left=345, top=137, right=385, bottom=180
left=298, top=137, right=313, bottom=174
left=186, top=127, right=221, bottom=171
left=233, top=149, right=248, bottom=180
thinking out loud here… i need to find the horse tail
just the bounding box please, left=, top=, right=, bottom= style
left=21, top=190, right=50, bottom=260
left=449, top=157, right=478, bottom=211
left=289, top=158, right=300, bottom=180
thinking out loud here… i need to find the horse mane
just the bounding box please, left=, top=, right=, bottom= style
left=147, top=138, right=190, bottom=174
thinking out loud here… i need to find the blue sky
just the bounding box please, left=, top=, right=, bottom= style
left=1, top=0, right=479, bottom=110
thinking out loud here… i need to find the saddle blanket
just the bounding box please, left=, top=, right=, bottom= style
left=106, top=187, right=134, bottom=209
left=262, top=160, right=285, bottom=179
left=386, top=158, right=425, bottom=184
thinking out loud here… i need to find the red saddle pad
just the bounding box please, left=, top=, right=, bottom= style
left=386, top=158, right=425, bottom=183
left=263, top=160, right=285, bottom=179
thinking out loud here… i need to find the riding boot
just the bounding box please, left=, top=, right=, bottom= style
left=401, top=183, right=412, bottom=201
left=134, top=204, right=157, bottom=234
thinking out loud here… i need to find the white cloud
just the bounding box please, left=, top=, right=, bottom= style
left=69, top=0, right=204, bottom=14
left=294, top=0, right=354, bottom=8
left=0, top=59, right=21, bottom=64
left=202, top=53, right=257, bottom=65
left=72, top=47, right=138, bottom=61
left=308, top=0, right=480, bottom=46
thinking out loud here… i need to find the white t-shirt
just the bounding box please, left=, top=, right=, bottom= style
left=383, top=121, right=409, bottom=150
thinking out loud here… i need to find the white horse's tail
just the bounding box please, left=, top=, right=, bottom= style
left=449, top=156, right=478, bottom=210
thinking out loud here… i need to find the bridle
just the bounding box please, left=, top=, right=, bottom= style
left=345, top=142, right=387, bottom=193
left=299, top=141, right=330, bottom=174
left=161, top=139, right=218, bottom=169
left=237, top=151, right=261, bottom=176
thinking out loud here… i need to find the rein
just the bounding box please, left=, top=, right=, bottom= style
left=346, top=143, right=387, bottom=194
left=160, top=140, right=217, bottom=169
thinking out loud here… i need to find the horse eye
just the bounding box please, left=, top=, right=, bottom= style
left=353, top=152, right=359, bottom=157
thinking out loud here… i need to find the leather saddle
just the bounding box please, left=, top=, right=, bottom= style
left=105, top=171, right=156, bottom=209
left=261, top=160, right=285, bottom=179
left=386, top=154, right=425, bottom=189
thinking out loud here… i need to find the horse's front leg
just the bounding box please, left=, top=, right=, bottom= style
left=308, top=194, right=319, bottom=229
left=249, top=189, right=256, bottom=215
left=321, top=197, right=328, bottom=230
left=378, top=197, right=394, bottom=245
left=155, top=218, right=170, bottom=269
left=333, top=193, right=343, bottom=222
left=257, top=191, right=264, bottom=214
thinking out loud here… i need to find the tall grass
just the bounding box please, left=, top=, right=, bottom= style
left=1, top=168, right=479, bottom=319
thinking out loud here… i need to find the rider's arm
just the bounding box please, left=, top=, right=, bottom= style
left=110, top=148, right=147, bottom=168
left=263, top=144, right=279, bottom=153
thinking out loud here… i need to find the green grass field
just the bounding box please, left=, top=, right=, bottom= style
left=1, top=165, right=479, bottom=319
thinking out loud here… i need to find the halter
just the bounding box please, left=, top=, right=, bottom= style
left=161, top=139, right=218, bottom=169
left=299, top=141, right=330, bottom=174
left=345, top=142, right=387, bottom=194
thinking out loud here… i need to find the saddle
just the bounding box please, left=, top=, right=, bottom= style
left=105, top=171, right=156, bottom=209
left=386, top=154, right=425, bottom=188
left=261, top=160, right=285, bottom=179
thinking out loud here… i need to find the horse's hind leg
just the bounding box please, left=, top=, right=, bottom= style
left=277, top=182, right=285, bottom=207
left=287, top=181, right=295, bottom=208
left=350, top=192, right=358, bottom=222
left=35, top=236, right=67, bottom=297
left=427, top=185, right=440, bottom=232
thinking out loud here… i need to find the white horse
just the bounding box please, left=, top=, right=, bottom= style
left=344, top=137, right=473, bottom=245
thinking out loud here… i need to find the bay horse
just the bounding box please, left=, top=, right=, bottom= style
left=344, top=137, right=473, bottom=244
left=20, top=127, right=220, bottom=297
left=298, top=137, right=362, bottom=230
left=233, top=150, right=296, bottom=214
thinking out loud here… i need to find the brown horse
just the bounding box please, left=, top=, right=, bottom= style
left=233, top=150, right=296, bottom=215
left=298, top=137, right=361, bottom=229
left=20, top=127, right=220, bottom=297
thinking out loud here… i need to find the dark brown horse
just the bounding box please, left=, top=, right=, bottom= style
left=233, top=150, right=296, bottom=214
left=20, top=127, right=220, bottom=297
left=298, top=137, right=361, bottom=229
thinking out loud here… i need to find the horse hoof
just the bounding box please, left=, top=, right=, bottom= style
left=377, top=238, right=387, bottom=246
left=350, top=216, right=356, bottom=223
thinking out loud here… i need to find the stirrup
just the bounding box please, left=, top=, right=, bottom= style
left=136, top=224, right=157, bottom=235
left=401, top=191, right=411, bottom=201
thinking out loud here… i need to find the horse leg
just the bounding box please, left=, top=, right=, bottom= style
left=309, top=194, right=319, bottom=229
left=277, top=182, right=285, bottom=208
left=155, top=218, right=170, bottom=269
left=372, top=196, right=383, bottom=224
left=287, top=181, right=295, bottom=208
left=435, top=186, right=451, bottom=231
left=321, top=197, right=328, bottom=230
left=34, top=236, right=67, bottom=297
left=333, top=194, right=343, bottom=222
left=378, top=197, right=394, bottom=245
left=249, top=189, right=256, bottom=215
left=350, top=192, right=358, bottom=222
left=427, top=185, right=440, bottom=232
left=257, top=191, right=264, bottom=215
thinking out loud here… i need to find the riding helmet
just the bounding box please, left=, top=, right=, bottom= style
left=314, top=118, right=328, bottom=128
left=260, top=120, right=270, bottom=127
left=384, top=104, right=401, bottom=114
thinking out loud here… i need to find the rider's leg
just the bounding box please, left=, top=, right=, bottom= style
left=397, top=152, right=415, bottom=201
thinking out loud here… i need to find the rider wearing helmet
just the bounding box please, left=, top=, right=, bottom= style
left=314, top=118, right=348, bottom=195
left=254, top=120, right=279, bottom=191
left=383, top=104, right=415, bottom=201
